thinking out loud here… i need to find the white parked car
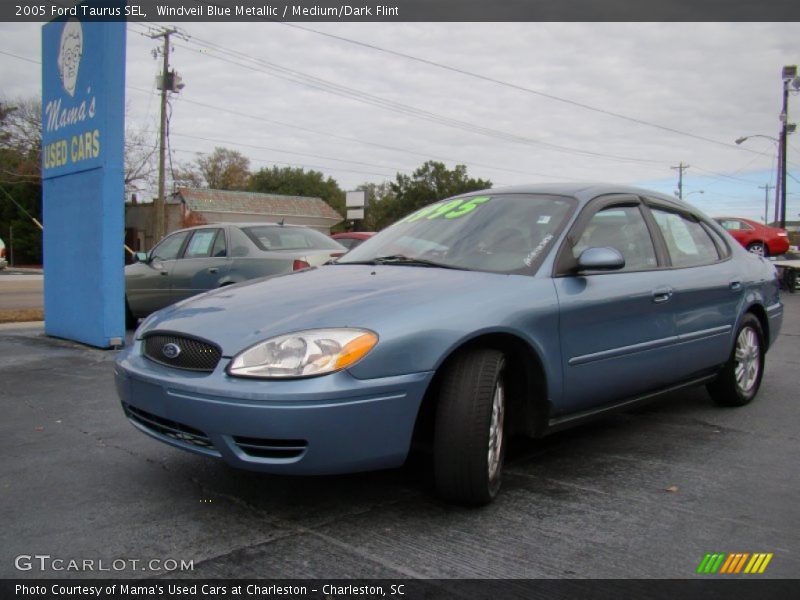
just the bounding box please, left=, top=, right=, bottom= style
left=0, top=237, right=7, bottom=270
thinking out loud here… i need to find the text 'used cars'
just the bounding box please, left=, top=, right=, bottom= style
left=115, top=184, right=783, bottom=504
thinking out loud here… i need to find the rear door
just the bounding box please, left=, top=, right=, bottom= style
left=169, top=228, right=230, bottom=304
left=645, top=203, right=741, bottom=378
left=553, top=195, right=679, bottom=415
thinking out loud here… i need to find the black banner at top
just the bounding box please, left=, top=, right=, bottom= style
left=4, top=0, right=800, bottom=22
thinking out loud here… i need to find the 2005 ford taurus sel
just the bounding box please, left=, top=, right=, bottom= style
left=115, top=184, right=783, bottom=504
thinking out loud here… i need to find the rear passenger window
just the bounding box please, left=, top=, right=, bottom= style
left=573, top=206, right=657, bottom=271
left=211, top=229, right=227, bottom=257
left=651, top=209, right=720, bottom=267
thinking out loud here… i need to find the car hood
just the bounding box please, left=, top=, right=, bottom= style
left=137, top=264, right=536, bottom=357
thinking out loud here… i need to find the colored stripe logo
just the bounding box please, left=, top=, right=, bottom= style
left=697, top=553, right=773, bottom=574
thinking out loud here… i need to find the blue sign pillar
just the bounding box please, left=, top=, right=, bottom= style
left=41, top=13, right=126, bottom=348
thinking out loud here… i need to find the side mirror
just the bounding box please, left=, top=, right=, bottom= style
left=577, top=247, right=625, bottom=272
left=134, top=252, right=149, bottom=264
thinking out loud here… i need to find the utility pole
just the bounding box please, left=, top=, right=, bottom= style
left=151, top=28, right=177, bottom=241
left=778, top=65, right=797, bottom=229
left=671, top=162, right=690, bottom=200
left=759, top=184, right=774, bottom=224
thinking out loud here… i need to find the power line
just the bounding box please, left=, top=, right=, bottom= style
left=0, top=49, right=39, bottom=65
left=270, top=21, right=771, bottom=157
left=127, top=141, right=398, bottom=179
left=175, top=35, right=667, bottom=167
left=127, top=85, right=581, bottom=181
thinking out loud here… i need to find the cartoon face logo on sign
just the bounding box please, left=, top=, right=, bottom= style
left=57, top=19, right=83, bottom=97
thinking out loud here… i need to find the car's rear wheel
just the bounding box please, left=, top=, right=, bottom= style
left=433, top=348, right=507, bottom=505
left=707, top=313, right=764, bottom=407
left=747, top=241, right=767, bottom=257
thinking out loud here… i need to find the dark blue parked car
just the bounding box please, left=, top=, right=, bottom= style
left=115, top=184, right=783, bottom=504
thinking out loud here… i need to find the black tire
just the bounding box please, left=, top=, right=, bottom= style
left=433, top=348, right=507, bottom=505
left=707, top=313, right=765, bottom=407
left=747, top=241, right=767, bottom=257
left=125, top=300, right=138, bottom=330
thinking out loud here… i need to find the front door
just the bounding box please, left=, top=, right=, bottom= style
left=553, top=198, right=678, bottom=415
left=126, top=230, right=189, bottom=317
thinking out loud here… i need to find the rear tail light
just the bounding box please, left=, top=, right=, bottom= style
left=292, top=259, right=310, bottom=271
left=0, top=247, right=5, bottom=258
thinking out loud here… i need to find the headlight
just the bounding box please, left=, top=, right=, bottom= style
left=227, top=328, right=378, bottom=379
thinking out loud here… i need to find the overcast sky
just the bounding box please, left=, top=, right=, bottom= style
left=1, top=20, right=799, bottom=222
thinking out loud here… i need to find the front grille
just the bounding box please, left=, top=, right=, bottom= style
left=143, top=332, right=221, bottom=372
left=233, top=436, right=308, bottom=460
left=124, top=404, right=218, bottom=453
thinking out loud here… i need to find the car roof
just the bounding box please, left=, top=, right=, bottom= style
left=458, top=182, right=692, bottom=210
left=172, top=222, right=314, bottom=234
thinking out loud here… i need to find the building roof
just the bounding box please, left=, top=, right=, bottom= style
left=174, top=187, right=342, bottom=222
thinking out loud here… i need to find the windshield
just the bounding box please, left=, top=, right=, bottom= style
left=339, top=194, right=575, bottom=274
left=243, top=226, right=344, bottom=252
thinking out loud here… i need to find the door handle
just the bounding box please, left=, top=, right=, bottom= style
left=730, top=280, right=742, bottom=291
left=652, top=287, right=673, bottom=303
left=208, top=267, right=218, bottom=274
left=159, top=271, right=168, bottom=276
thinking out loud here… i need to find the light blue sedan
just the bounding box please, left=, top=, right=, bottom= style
left=115, top=184, right=783, bottom=504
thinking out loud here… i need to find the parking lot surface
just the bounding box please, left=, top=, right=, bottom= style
left=0, top=293, right=798, bottom=579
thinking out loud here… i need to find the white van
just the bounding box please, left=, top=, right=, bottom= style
left=0, top=237, right=7, bottom=270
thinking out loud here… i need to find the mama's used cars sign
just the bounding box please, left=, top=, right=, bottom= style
left=42, top=17, right=109, bottom=177
left=42, top=8, right=126, bottom=348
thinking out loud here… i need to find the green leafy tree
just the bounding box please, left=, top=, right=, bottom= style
left=364, top=161, right=491, bottom=230
left=196, top=147, right=251, bottom=190
left=249, top=165, right=345, bottom=219
left=357, top=181, right=395, bottom=231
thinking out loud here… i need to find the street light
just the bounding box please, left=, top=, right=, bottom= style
left=734, top=128, right=795, bottom=225
left=735, top=134, right=779, bottom=145
left=676, top=189, right=704, bottom=199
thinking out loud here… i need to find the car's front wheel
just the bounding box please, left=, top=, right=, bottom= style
left=707, top=313, right=765, bottom=407
left=433, top=348, right=507, bottom=505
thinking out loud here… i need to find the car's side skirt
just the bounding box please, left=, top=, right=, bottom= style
left=545, top=372, right=718, bottom=434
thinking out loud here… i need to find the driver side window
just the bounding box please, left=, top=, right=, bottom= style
left=573, top=206, right=657, bottom=272
left=150, top=231, right=189, bottom=262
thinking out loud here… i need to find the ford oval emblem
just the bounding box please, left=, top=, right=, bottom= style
left=162, top=343, right=181, bottom=359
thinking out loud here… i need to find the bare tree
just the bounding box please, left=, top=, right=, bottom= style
left=196, top=147, right=251, bottom=190
left=124, top=125, right=158, bottom=194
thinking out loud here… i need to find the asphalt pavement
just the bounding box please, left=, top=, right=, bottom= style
left=0, top=293, right=798, bottom=580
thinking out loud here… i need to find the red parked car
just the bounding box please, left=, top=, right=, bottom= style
left=714, top=217, right=790, bottom=257
left=331, top=231, right=375, bottom=250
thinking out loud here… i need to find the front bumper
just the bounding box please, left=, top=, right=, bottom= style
left=114, top=341, right=433, bottom=475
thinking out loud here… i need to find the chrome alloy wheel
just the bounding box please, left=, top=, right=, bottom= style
left=487, top=378, right=505, bottom=480
left=734, top=326, right=761, bottom=395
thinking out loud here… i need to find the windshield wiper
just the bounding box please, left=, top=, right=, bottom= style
left=341, top=254, right=469, bottom=270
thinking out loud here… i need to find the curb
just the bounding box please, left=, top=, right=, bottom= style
left=0, top=321, right=45, bottom=331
